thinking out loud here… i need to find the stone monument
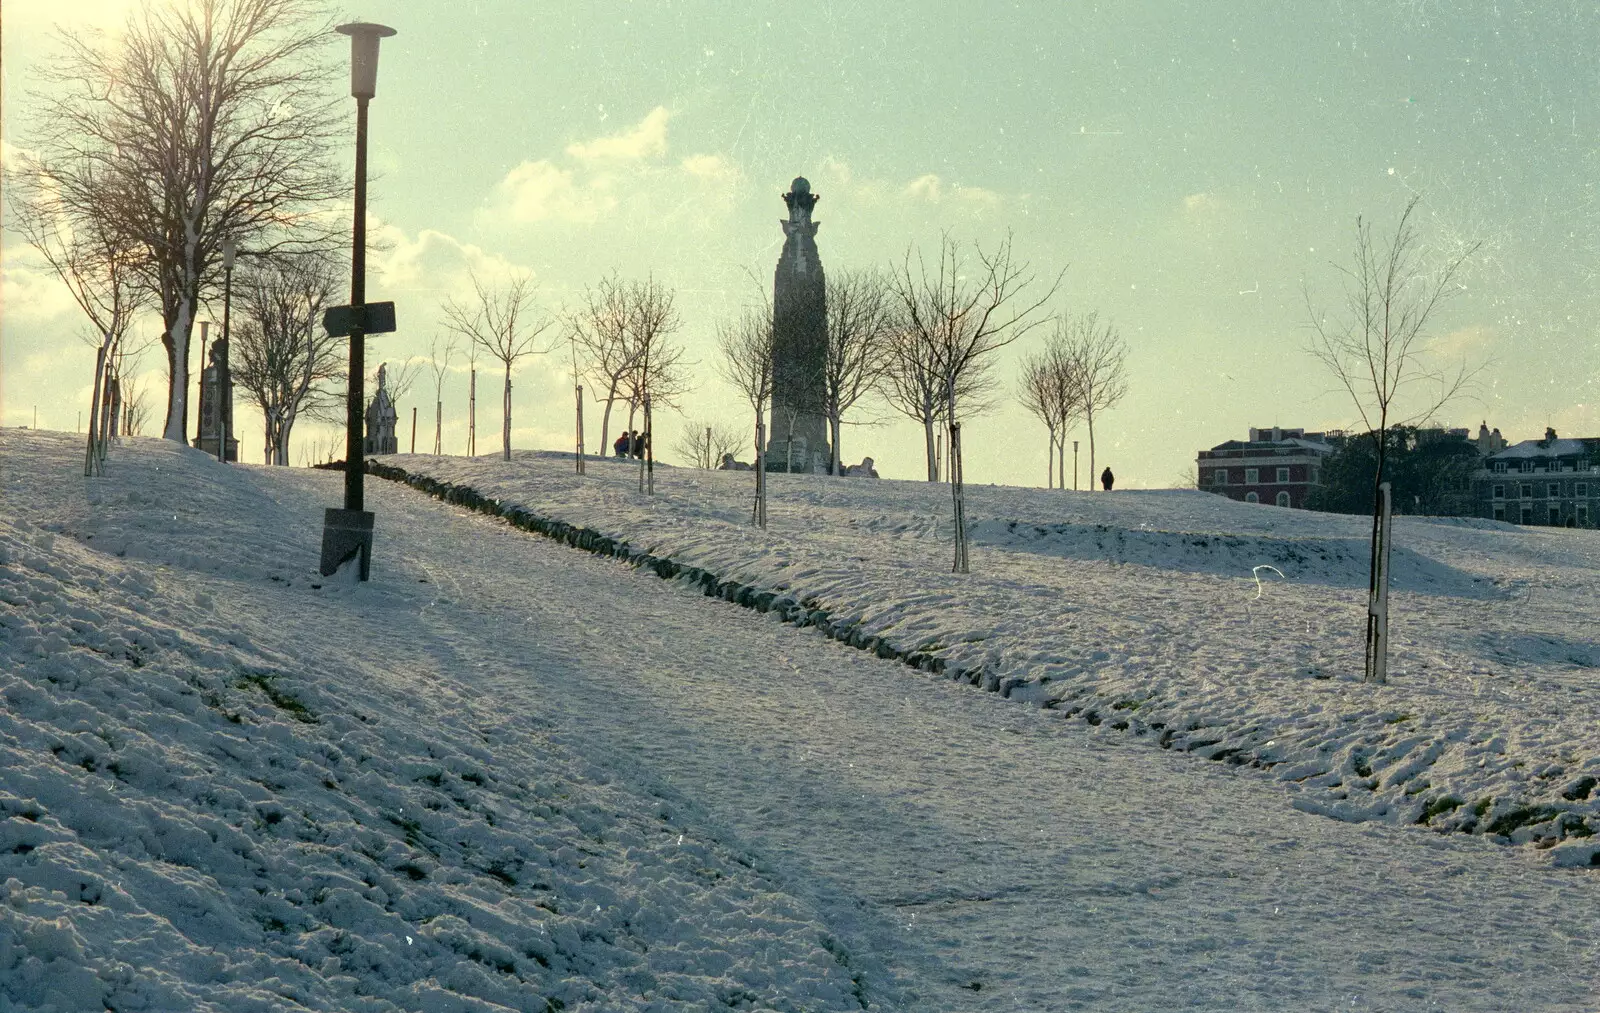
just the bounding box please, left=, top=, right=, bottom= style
left=365, top=363, right=398, bottom=456
left=767, top=176, right=830, bottom=472
left=193, top=339, right=238, bottom=461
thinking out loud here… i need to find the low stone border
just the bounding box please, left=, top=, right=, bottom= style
left=363, top=460, right=1600, bottom=866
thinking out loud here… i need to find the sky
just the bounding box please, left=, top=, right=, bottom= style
left=5, top=0, right=1600, bottom=487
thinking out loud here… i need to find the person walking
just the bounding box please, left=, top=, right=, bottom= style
left=1101, top=466, right=1114, bottom=491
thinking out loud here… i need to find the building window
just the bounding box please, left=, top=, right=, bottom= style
left=1521, top=506, right=1532, bottom=524
left=1549, top=482, right=1561, bottom=498
left=1310, top=467, right=1320, bottom=483
left=1492, top=484, right=1504, bottom=499
left=1214, top=469, right=1229, bottom=485
left=1493, top=461, right=1507, bottom=473
left=1245, top=468, right=1259, bottom=484
left=1523, top=461, right=1534, bottom=473
left=1520, top=484, right=1532, bottom=499
left=1276, top=466, right=1290, bottom=483
left=1550, top=506, right=1562, bottom=526
left=1580, top=505, right=1590, bottom=525
left=1245, top=492, right=1259, bottom=504
left=1578, top=482, right=1588, bottom=497
left=1493, top=505, right=1505, bottom=521
left=1275, top=491, right=1291, bottom=507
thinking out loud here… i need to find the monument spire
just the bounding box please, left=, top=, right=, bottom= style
left=769, top=176, right=830, bottom=471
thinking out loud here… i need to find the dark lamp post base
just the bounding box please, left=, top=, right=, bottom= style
left=319, top=507, right=374, bottom=580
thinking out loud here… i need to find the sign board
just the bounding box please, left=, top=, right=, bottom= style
left=323, top=301, right=397, bottom=337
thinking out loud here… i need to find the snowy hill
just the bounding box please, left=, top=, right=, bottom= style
left=373, top=449, right=1600, bottom=853
left=1, top=432, right=875, bottom=1012
left=4, top=430, right=1599, bottom=1012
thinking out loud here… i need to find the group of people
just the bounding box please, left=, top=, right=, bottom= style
left=612, top=431, right=651, bottom=458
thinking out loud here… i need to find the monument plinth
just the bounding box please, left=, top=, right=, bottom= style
left=767, top=176, right=830, bottom=473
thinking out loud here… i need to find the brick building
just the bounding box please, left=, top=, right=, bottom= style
left=1196, top=427, right=1335, bottom=508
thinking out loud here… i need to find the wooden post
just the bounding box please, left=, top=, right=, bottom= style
left=644, top=396, right=654, bottom=496
left=950, top=421, right=968, bottom=573
left=1365, top=481, right=1394, bottom=683
left=468, top=366, right=476, bottom=457
left=705, top=426, right=712, bottom=470
left=410, top=406, right=417, bottom=454
left=575, top=384, right=585, bottom=475
left=754, top=420, right=767, bottom=528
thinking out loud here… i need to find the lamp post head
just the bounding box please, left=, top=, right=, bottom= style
left=335, top=22, right=396, bottom=99
left=222, top=237, right=237, bottom=271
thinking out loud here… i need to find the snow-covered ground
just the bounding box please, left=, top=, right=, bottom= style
left=377, top=449, right=1600, bottom=854
left=3, top=430, right=1598, bottom=1011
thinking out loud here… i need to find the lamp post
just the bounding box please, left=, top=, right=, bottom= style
left=218, top=237, right=236, bottom=463
left=319, top=21, right=396, bottom=582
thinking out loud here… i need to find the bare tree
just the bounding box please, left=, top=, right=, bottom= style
left=11, top=186, right=145, bottom=474
left=17, top=0, right=345, bottom=445
left=885, top=233, right=1062, bottom=479
left=426, top=332, right=460, bottom=455
left=120, top=374, right=156, bottom=437
left=1057, top=312, right=1127, bottom=490
left=718, top=304, right=775, bottom=526
left=569, top=273, right=636, bottom=456
left=231, top=254, right=343, bottom=465
left=1306, top=194, right=1480, bottom=682
left=674, top=420, right=744, bottom=469
left=1018, top=337, right=1083, bottom=489
left=620, top=276, right=690, bottom=424
left=880, top=322, right=949, bottom=481
left=443, top=270, right=555, bottom=461
left=888, top=232, right=1062, bottom=572
left=821, top=269, right=895, bottom=475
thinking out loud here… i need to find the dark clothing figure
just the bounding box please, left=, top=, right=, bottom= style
left=613, top=433, right=631, bottom=457
left=1101, top=467, right=1114, bottom=491
left=633, top=432, right=650, bottom=459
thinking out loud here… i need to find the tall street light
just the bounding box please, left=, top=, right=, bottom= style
left=319, top=21, right=396, bottom=582
left=218, top=237, right=236, bottom=463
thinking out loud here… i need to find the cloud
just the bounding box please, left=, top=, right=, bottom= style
left=1184, top=192, right=1223, bottom=214
left=902, top=173, right=1002, bottom=211
left=1428, top=324, right=1497, bottom=361
left=477, top=107, right=740, bottom=230
left=484, top=160, right=617, bottom=225
left=565, top=107, right=671, bottom=163
left=0, top=244, right=81, bottom=323
left=373, top=222, right=529, bottom=297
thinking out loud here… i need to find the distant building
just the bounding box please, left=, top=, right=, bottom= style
left=1196, top=427, right=1335, bottom=508
left=1476, top=428, right=1600, bottom=526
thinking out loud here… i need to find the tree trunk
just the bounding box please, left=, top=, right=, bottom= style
left=830, top=414, right=843, bottom=476
left=85, top=344, right=107, bottom=476
left=160, top=299, right=194, bottom=443
left=1048, top=432, right=1055, bottom=489
left=1086, top=412, right=1097, bottom=489
left=598, top=381, right=618, bottom=456
left=468, top=366, right=476, bottom=456
left=434, top=400, right=442, bottom=456
left=923, top=414, right=937, bottom=481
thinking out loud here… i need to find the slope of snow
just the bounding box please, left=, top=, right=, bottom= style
left=1, top=432, right=875, bottom=1012
left=376, top=450, right=1600, bottom=853
left=4, top=431, right=1599, bottom=1011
